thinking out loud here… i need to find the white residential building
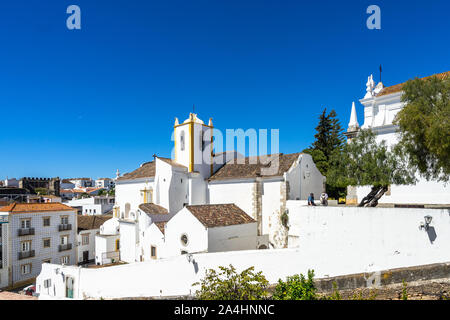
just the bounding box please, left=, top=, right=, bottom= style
left=68, top=178, right=94, bottom=189
left=345, top=71, right=450, bottom=205
left=95, top=178, right=115, bottom=190
left=0, top=213, right=9, bottom=288
left=65, top=196, right=115, bottom=216
left=3, top=178, right=19, bottom=188
left=76, top=215, right=112, bottom=265
left=94, top=113, right=324, bottom=264
left=0, top=203, right=77, bottom=289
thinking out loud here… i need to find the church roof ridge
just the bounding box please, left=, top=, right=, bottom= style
left=377, top=70, right=449, bottom=97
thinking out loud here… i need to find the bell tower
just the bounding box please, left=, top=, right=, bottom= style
left=173, top=113, right=214, bottom=178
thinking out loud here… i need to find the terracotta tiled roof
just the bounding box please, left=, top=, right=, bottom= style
left=377, top=71, right=450, bottom=97
left=186, top=203, right=256, bottom=228
left=60, top=189, right=74, bottom=193
left=118, top=158, right=187, bottom=181
left=139, top=203, right=168, bottom=215
left=154, top=221, right=166, bottom=234
left=209, top=153, right=301, bottom=181
left=0, top=202, right=76, bottom=213
left=117, top=161, right=156, bottom=181
left=78, top=215, right=113, bottom=231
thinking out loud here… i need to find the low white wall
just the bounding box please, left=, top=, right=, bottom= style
left=356, top=180, right=450, bottom=204
left=287, top=201, right=450, bottom=273
left=208, top=222, right=258, bottom=252
left=37, top=204, right=450, bottom=299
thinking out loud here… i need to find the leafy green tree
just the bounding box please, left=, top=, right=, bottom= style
left=193, top=265, right=269, bottom=300
left=303, top=108, right=346, bottom=198
left=327, top=129, right=416, bottom=206
left=394, top=75, right=450, bottom=182
left=34, top=187, right=49, bottom=195
left=273, top=270, right=317, bottom=300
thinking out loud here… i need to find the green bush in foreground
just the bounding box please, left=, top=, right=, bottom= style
left=193, top=265, right=269, bottom=300
left=273, top=270, right=317, bottom=300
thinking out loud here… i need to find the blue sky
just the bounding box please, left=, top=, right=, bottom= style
left=0, top=0, right=449, bottom=180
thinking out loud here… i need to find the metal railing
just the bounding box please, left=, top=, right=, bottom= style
left=58, top=243, right=73, bottom=252
left=101, top=251, right=120, bottom=265
left=18, top=250, right=35, bottom=260
left=18, top=228, right=35, bottom=236
left=58, top=224, right=72, bottom=231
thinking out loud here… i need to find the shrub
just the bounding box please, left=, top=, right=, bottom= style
left=193, top=265, right=269, bottom=300
left=273, top=270, right=317, bottom=300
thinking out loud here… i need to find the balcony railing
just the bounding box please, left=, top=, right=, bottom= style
left=101, top=251, right=120, bottom=265
left=18, top=228, right=35, bottom=236
left=58, top=224, right=72, bottom=231
left=18, top=250, right=35, bottom=260
left=58, top=243, right=72, bottom=252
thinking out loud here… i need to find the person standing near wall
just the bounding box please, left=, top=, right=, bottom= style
left=320, top=192, right=328, bottom=206
left=308, top=193, right=316, bottom=206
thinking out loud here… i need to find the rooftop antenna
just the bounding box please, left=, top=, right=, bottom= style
left=379, top=64, right=382, bottom=83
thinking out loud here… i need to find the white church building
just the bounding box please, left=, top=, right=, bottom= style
left=345, top=71, right=450, bottom=205
left=95, top=113, right=325, bottom=264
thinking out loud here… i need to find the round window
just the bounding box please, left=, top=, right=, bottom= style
left=180, top=234, right=189, bottom=246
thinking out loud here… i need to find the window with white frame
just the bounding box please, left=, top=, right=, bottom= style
left=82, top=234, right=89, bottom=245
left=21, top=241, right=31, bottom=252
left=21, top=219, right=31, bottom=229
left=21, top=264, right=31, bottom=275
left=60, top=216, right=69, bottom=225
left=61, top=235, right=69, bottom=245
left=61, top=256, right=69, bottom=264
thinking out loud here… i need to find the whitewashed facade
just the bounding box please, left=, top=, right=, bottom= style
left=0, top=203, right=77, bottom=289
left=104, top=113, right=324, bottom=263
left=346, top=72, right=450, bottom=205
left=36, top=204, right=450, bottom=299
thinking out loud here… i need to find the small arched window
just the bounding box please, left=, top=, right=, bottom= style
left=180, top=131, right=185, bottom=151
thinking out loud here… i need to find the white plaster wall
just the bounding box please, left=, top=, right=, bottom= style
left=99, top=218, right=119, bottom=235
left=189, top=174, right=207, bottom=205
left=261, top=180, right=283, bottom=237
left=298, top=154, right=325, bottom=200
left=164, top=208, right=208, bottom=256
left=118, top=221, right=138, bottom=263
left=207, top=223, right=258, bottom=252
left=287, top=202, right=450, bottom=272
left=155, top=159, right=188, bottom=213
left=142, top=224, right=166, bottom=260
left=174, top=124, right=190, bottom=170
left=115, top=179, right=154, bottom=218
left=208, top=181, right=254, bottom=217
left=36, top=203, right=450, bottom=299
left=77, top=229, right=97, bottom=263
left=95, top=235, right=119, bottom=265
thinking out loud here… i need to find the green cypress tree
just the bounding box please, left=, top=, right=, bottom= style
left=303, top=108, right=346, bottom=199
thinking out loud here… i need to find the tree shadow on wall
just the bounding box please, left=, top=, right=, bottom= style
left=427, top=226, right=437, bottom=244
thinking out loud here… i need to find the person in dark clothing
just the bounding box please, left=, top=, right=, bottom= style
left=307, top=193, right=316, bottom=206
